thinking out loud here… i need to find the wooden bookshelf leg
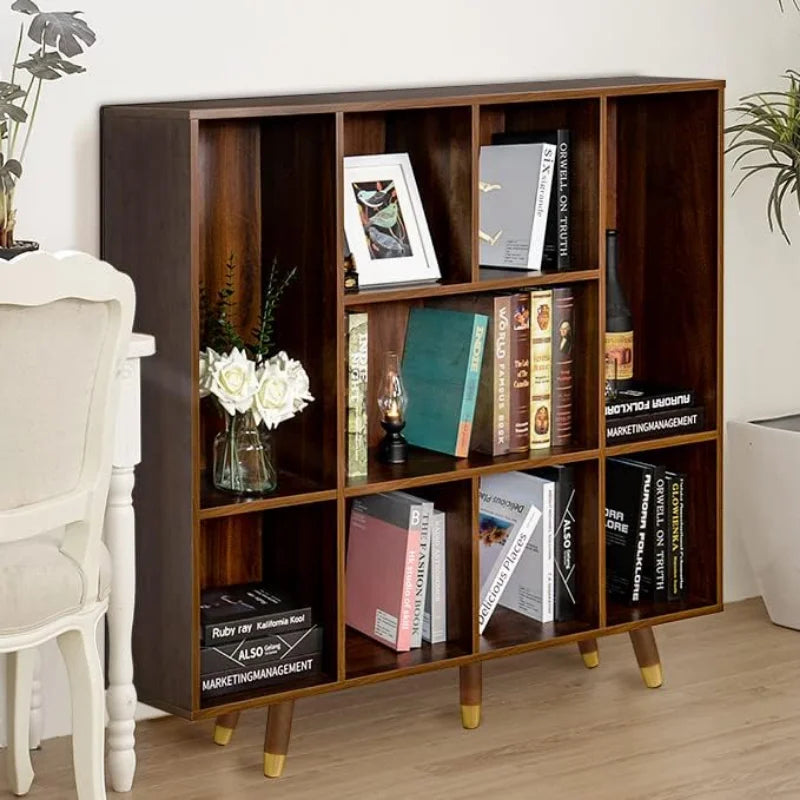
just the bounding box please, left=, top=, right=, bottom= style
left=263, top=701, right=295, bottom=778
left=629, top=627, right=663, bottom=688
left=459, top=663, right=482, bottom=730
left=213, top=712, right=240, bottom=746
left=578, top=638, right=600, bottom=669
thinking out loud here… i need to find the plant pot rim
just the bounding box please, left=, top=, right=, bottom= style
left=0, top=240, right=40, bottom=260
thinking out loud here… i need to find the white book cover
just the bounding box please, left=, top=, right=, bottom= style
left=423, top=509, right=447, bottom=644
left=499, top=476, right=555, bottom=623
left=394, top=492, right=433, bottom=648
left=478, top=472, right=543, bottom=634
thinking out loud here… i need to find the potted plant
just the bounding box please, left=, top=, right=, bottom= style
left=199, top=257, right=314, bottom=496
left=0, top=1, right=96, bottom=257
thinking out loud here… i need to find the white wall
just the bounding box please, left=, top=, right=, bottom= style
left=1, top=0, right=795, bottom=741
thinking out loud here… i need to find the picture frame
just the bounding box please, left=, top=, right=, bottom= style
left=343, top=153, right=441, bottom=288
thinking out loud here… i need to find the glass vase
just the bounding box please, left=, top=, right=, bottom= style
left=213, top=410, right=277, bottom=495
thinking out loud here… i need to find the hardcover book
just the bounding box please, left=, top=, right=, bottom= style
left=200, top=654, right=322, bottom=699
left=347, top=312, right=369, bottom=478
left=498, top=473, right=555, bottom=623
left=530, top=289, right=553, bottom=449
left=509, top=292, right=531, bottom=452
left=402, top=307, right=488, bottom=458
left=606, top=406, right=704, bottom=444
left=551, top=286, right=574, bottom=447
left=605, top=382, right=696, bottom=419
left=200, top=626, right=323, bottom=676
left=540, top=465, right=578, bottom=621
left=492, top=129, right=570, bottom=271
left=478, top=143, right=556, bottom=270
left=346, top=493, right=422, bottom=652
left=478, top=471, right=543, bottom=633
left=652, top=465, right=669, bottom=603
left=422, top=509, right=447, bottom=644
left=606, top=459, right=654, bottom=605
left=438, top=294, right=512, bottom=456
left=666, top=471, right=687, bottom=600
left=200, top=584, right=313, bottom=646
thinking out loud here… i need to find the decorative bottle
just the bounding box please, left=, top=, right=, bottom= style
left=605, top=229, right=634, bottom=394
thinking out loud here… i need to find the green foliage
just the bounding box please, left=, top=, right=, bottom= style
left=12, top=0, right=95, bottom=58
left=16, top=50, right=84, bottom=80
left=251, top=258, right=297, bottom=365
left=726, top=70, right=800, bottom=242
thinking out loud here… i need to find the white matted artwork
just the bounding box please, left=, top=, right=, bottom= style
left=343, top=153, right=441, bottom=288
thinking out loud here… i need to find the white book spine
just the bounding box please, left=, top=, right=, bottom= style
left=423, top=511, right=447, bottom=644
left=410, top=502, right=433, bottom=648
left=478, top=505, right=538, bottom=634
left=541, top=482, right=555, bottom=623
left=527, top=144, right=557, bottom=270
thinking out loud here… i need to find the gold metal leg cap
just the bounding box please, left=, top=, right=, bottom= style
left=581, top=650, right=600, bottom=669
left=461, top=704, right=481, bottom=730
left=640, top=664, right=663, bottom=689
left=213, top=725, right=235, bottom=747
left=264, top=753, right=287, bottom=779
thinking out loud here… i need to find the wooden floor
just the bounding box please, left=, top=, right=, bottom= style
left=4, top=598, right=800, bottom=799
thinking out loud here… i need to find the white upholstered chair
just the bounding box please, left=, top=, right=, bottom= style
left=0, top=252, right=134, bottom=799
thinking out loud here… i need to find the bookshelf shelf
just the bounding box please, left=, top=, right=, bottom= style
left=101, top=74, right=724, bottom=762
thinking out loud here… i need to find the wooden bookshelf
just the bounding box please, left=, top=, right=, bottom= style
left=101, top=75, right=724, bottom=769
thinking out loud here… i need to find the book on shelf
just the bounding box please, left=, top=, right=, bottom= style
left=606, top=406, right=704, bottom=444
left=551, top=286, right=574, bottom=447
left=437, top=294, right=512, bottom=456
left=540, top=465, right=578, bottom=621
left=605, top=382, right=695, bottom=419
left=606, top=458, right=653, bottom=606
left=200, top=626, right=323, bottom=676
left=498, top=472, right=555, bottom=624
left=652, top=465, right=669, bottom=603
left=402, top=307, right=488, bottom=458
left=492, top=129, right=570, bottom=271
left=530, top=289, right=553, bottom=450
left=509, top=292, right=531, bottom=452
left=478, top=142, right=556, bottom=271
left=345, top=493, right=422, bottom=652
left=422, top=509, right=447, bottom=644
left=667, top=471, right=687, bottom=601
left=200, top=584, right=312, bottom=646
left=478, top=471, right=543, bottom=634
left=201, top=654, right=322, bottom=700
left=346, top=311, right=369, bottom=479
left=394, top=492, right=434, bottom=649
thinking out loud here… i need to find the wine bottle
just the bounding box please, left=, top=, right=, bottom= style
left=605, top=230, right=634, bottom=393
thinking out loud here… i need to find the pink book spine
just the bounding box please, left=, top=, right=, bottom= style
left=396, top=528, right=421, bottom=651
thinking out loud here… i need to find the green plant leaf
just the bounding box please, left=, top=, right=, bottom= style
left=11, top=0, right=39, bottom=14
left=26, top=10, right=96, bottom=58
left=0, top=155, right=23, bottom=192
left=0, top=81, right=27, bottom=124
left=16, top=50, right=85, bottom=80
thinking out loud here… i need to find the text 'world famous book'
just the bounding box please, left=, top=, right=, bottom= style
left=422, top=509, right=447, bottom=644
left=492, top=129, right=570, bottom=271
left=201, top=654, right=322, bottom=699
left=402, top=307, right=488, bottom=458
left=606, top=458, right=654, bottom=606
left=478, top=471, right=543, bottom=634
left=479, top=142, right=556, bottom=271
left=200, top=626, right=323, bottom=676
left=200, top=584, right=313, bottom=647
left=347, top=311, right=368, bottom=479
left=345, top=493, right=422, bottom=652
left=498, top=472, right=555, bottom=624
left=509, top=292, right=531, bottom=452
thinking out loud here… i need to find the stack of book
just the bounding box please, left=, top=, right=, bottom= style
left=605, top=382, right=704, bottom=444
left=606, top=457, right=688, bottom=606
left=199, top=584, right=322, bottom=699
left=346, top=492, right=447, bottom=651
left=478, top=466, right=578, bottom=634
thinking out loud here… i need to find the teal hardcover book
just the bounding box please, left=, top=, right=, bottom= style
left=402, top=308, right=488, bottom=458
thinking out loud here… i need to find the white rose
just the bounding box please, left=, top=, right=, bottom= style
left=198, top=348, right=220, bottom=398
left=208, top=347, right=259, bottom=416
left=252, top=351, right=314, bottom=429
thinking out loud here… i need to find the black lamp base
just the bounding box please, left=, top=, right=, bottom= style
left=378, top=419, right=408, bottom=464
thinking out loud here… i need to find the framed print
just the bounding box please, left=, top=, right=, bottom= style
left=343, top=153, right=441, bottom=288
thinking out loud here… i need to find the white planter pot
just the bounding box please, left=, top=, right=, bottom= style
left=729, top=416, right=800, bottom=629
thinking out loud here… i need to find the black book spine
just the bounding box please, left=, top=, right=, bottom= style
left=605, top=388, right=696, bottom=418
left=202, top=606, right=313, bottom=646
left=606, top=406, right=704, bottom=445
left=552, top=129, right=570, bottom=271
left=677, top=473, right=687, bottom=597
left=666, top=473, right=685, bottom=601
left=200, top=653, right=322, bottom=699
left=631, top=466, right=653, bottom=605
left=652, top=466, right=668, bottom=603
left=552, top=466, right=577, bottom=621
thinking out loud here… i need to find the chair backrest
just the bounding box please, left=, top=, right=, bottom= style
left=0, top=252, right=135, bottom=596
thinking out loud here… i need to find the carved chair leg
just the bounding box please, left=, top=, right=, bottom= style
left=213, top=712, right=240, bottom=747
left=578, top=638, right=600, bottom=669
left=459, top=663, right=482, bottom=730
left=263, top=701, right=295, bottom=779
left=629, top=627, right=663, bottom=688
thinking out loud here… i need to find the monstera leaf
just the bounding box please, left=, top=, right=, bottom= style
left=0, top=154, right=23, bottom=192
left=16, top=50, right=85, bottom=80
left=0, top=82, right=28, bottom=124
left=12, top=1, right=96, bottom=58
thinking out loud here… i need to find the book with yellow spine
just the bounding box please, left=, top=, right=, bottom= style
left=530, top=289, right=553, bottom=449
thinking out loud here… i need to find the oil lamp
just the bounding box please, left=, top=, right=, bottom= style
left=377, top=351, right=408, bottom=464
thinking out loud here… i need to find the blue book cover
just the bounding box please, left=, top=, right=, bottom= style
left=402, top=308, right=488, bottom=457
